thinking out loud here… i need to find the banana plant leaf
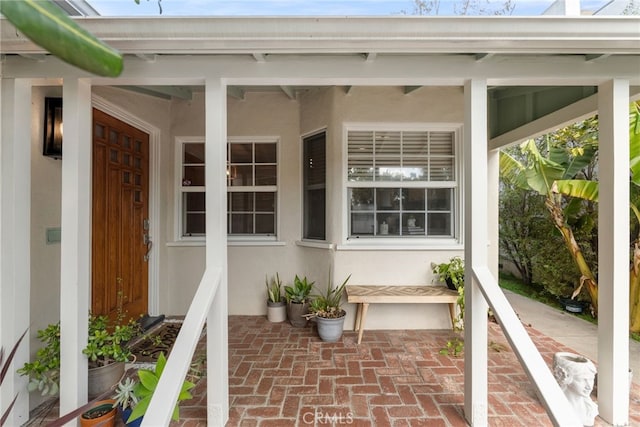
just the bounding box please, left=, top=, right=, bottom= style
left=525, top=158, right=565, bottom=196
left=563, top=145, right=597, bottom=180
left=0, top=0, right=122, bottom=77
left=554, top=180, right=599, bottom=202
left=499, top=152, right=528, bottom=190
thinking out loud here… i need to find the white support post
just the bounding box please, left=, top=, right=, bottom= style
left=597, top=79, right=630, bottom=425
left=59, top=79, right=92, bottom=418
left=488, top=150, right=499, bottom=278
left=463, top=79, right=489, bottom=426
left=0, top=78, right=32, bottom=426
left=204, top=78, right=229, bottom=426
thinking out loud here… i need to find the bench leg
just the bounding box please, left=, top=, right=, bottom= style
left=357, top=303, right=370, bottom=345
left=448, top=303, right=457, bottom=329
left=354, top=303, right=363, bottom=332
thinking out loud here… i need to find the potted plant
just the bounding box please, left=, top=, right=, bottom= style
left=432, top=257, right=465, bottom=355
left=79, top=399, right=117, bottom=427
left=432, top=256, right=465, bottom=291
left=112, top=352, right=195, bottom=426
left=306, top=273, right=351, bottom=342
left=18, top=313, right=140, bottom=399
left=284, top=275, right=314, bottom=327
left=265, top=273, right=286, bottom=322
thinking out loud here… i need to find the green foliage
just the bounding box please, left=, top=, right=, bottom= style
left=18, top=314, right=140, bottom=396
left=17, top=323, right=60, bottom=396
left=112, top=377, right=138, bottom=411
left=432, top=256, right=465, bottom=290
left=439, top=336, right=463, bottom=357
left=308, top=274, right=351, bottom=319
left=124, top=352, right=195, bottom=423
left=83, top=314, right=140, bottom=367
left=0, top=0, right=123, bottom=77
left=499, top=183, right=550, bottom=286
left=284, top=275, right=314, bottom=304
left=265, top=273, right=283, bottom=303
left=433, top=258, right=465, bottom=355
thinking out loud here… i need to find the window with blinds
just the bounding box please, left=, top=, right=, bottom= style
left=346, top=128, right=458, bottom=239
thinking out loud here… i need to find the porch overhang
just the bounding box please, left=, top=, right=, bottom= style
left=2, top=16, right=640, bottom=55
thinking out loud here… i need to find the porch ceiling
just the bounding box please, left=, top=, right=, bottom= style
left=2, top=15, right=638, bottom=142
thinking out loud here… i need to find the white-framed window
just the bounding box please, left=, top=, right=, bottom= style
left=227, top=138, right=278, bottom=238
left=176, top=137, right=206, bottom=239
left=174, top=137, right=278, bottom=241
left=345, top=125, right=461, bottom=241
left=303, top=131, right=326, bottom=241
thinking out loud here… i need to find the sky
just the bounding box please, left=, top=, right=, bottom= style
left=88, top=0, right=611, bottom=17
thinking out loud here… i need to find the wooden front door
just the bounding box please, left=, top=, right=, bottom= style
left=92, top=109, right=150, bottom=321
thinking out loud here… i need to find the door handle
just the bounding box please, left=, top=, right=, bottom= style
left=143, top=233, right=152, bottom=261
left=143, top=219, right=152, bottom=261
left=144, top=240, right=152, bottom=261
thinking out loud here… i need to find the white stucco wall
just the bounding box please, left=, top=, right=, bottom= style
left=329, top=86, right=465, bottom=329
left=29, top=85, right=467, bottom=340
left=29, top=86, right=63, bottom=410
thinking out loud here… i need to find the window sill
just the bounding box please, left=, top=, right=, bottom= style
left=295, top=240, right=335, bottom=250
left=336, top=239, right=462, bottom=251
left=228, top=240, right=286, bottom=247
left=167, top=240, right=287, bottom=247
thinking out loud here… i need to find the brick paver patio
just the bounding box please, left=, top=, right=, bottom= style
left=26, top=315, right=640, bottom=426
left=179, top=315, right=640, bottom=427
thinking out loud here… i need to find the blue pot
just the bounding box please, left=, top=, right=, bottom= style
left=120, top=406, right=143, bottom=427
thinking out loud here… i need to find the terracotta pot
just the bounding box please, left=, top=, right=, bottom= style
left=287, top=302, right=309, bottom=327
left=80, top=399, right=116, bottom=427
left=88, top=361, right=125, bottom=399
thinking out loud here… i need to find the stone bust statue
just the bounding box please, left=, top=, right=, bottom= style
left=553, top=352, right=598, bottom=426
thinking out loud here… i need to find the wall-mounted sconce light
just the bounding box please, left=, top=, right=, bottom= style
left=43, top=97, right=63, bottom=159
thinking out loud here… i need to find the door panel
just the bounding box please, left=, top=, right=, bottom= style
left=92, top=109, right=149, bottom=321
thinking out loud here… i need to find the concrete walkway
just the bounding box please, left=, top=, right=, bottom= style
left=504, top=290, right=640, bottom=385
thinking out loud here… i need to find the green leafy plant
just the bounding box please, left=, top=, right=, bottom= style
left=0, top=0, right=123, bottom=77
left=121, top=352, right=195, bottom=423
left=307, top=274, right=351, bottom=319
left=112, top=377, right=138, bottom=411
left=265, top=273, right=283, bottom=303
left=439, top=336, right=464, bottom=357
left=18, top=314, right=140, bottom=395
left=83, top=314, right=140, bottom=368
left=284, top=275, right=314, bottom=304
left=432, top=257, right=465, bottom=355
left=1, top=329, right=28, bottom=426
left=432, top=256, right=465, bottom=290
left=17, top=323, right=60, bottom=396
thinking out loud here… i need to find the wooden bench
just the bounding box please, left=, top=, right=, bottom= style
left=345, top=285, right=459, bottom=344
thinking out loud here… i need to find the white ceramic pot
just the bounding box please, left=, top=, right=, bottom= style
left=267, top=300, right=287, bottom=322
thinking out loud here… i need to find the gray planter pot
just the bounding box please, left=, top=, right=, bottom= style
left=88, top=361, right=125, bottom=399
left=287, top=302, right=309, bottom=327
left=267, top=300, right=287, bottom=322
left=316, top=314, right=346, bottom=342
